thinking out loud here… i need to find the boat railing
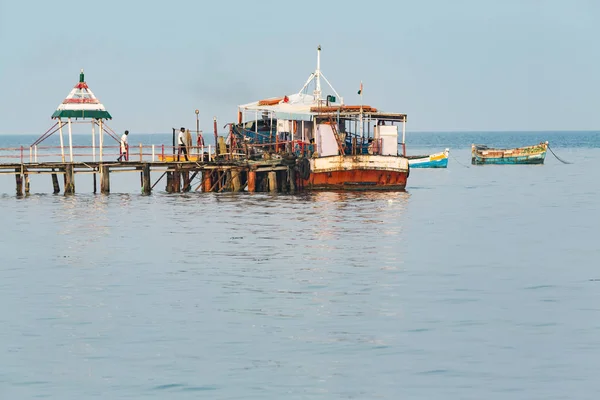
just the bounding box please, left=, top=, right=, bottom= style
left=232, top=140, right=314, bottom=158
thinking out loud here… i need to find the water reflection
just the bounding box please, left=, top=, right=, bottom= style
left=308, top=191, right=410, bottom=242
left=307, top=190, right=411, bottom=204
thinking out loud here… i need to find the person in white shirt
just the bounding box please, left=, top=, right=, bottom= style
left=177, top=127, right=189, bottom=161
left=117, top=130, right=129, bottom=161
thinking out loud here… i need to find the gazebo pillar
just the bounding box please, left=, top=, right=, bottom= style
left=67, top=117, right=74, bottom=162
left=92, top=119, right=96, bottom=161
left=58, top=118, right=65, bottom=162
left=99, top=119, right=104, bottom=162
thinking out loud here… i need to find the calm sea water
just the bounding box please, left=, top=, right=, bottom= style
left=1, top=131, right=599, bottom=399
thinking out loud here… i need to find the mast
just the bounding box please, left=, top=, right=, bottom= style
left=297, top=45, right=343, bottom=104
left=315, top=45, right=322, bottom=100
left=359, top=81, right=364, bottom=139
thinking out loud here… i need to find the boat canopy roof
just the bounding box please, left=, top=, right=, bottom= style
left=238, top=93, right=320, bottom=121
left=312, top=109, right=407, bottom=121
left=238, top=93, right=406, bottom=122
left=237, top=46, right=406, bottom=123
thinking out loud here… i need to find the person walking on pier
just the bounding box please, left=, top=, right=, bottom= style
left=117, top=130, right=129, bottom=161
left=197, top=130, right=205, bottom=160
left=177, top=127, right=189, bottom=161
left=197, top=131, right=205, bottom=149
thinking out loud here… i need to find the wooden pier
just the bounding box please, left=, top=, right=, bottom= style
left=0, top=158, right=304, bottom=196
left=1, top=68, right=313, bottom=197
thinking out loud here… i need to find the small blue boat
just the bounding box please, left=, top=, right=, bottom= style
left=471, top=142, right=548, bottom=165
left=407, top=149, right=449, bottom=168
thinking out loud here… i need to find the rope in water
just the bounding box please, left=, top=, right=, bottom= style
left=450, top=152, right=470, bottom=168
left=547, top=145, right=572, bottom=164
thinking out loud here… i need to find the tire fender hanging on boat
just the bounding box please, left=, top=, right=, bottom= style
left=297, top=157, right=311, bottom=180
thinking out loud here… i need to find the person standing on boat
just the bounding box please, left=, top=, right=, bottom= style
left=117, top=130, right=129, bottom=161
left=177, top=127, right=189, bottom=161
left=368, top=138, right=374, bottom=155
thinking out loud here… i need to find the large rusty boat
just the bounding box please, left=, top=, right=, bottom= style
left=231, top=46, right=410, bottom=190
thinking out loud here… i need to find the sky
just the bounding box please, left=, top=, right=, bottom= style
left=1, top=0, right=599, bottom=134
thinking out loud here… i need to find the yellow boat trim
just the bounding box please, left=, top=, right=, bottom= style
left=430, top=153, right=448, bottom=161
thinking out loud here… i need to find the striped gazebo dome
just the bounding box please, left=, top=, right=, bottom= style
left=51, top=69, right=112, bottom=120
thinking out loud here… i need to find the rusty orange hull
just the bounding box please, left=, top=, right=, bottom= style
left=301, top=155, right=409, bottom=191
left=305, top=169, right=408, bottom=190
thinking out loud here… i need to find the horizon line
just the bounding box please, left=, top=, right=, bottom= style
left=0, top=129, right=599, bottom=136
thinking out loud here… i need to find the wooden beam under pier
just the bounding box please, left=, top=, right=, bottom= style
left=151, top=171, right=167, bottom=190
left=182, top=170, right=199, bottom=192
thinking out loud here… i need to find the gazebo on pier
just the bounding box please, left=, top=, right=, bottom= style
left=32, top=69, right=120, bottom=161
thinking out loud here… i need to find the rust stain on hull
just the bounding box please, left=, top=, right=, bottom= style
left=305, top=169, right=408, bottom=191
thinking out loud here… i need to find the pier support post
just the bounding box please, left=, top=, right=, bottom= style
left=64, top=164, right=75, bottom=195
left=51, top=170, right=60, bottom=194
left=173, top=169, right=181, bottom=193
left=142, top=163, right=151, bottom=195
left=232, top=169, right=242, bottom=192
left=248, top=170, right=256, bottom=193
left=166, top=172, right=173, bottom=193
left=268, top=171, right=278, bottom=193
left=93, top=170, right=97, bottom=194
left=100, top=165, right=110, bottom=194
left=289, top=166, right=296, bottom=194
left=202, top=170, right=212, bottom=192
left=24, top=168, right=30, bottom=195
left=257, top=172, right=265, bottom=192
left=15, top=168, right=23, bottom=197
left=182, top=170, right=190, bottom=193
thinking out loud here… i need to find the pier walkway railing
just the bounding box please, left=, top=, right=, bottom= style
left=0, top=141, right=308, bottom=196
left=0, top=137, right=384, bottom=164
left=0, top=138, right=388, bottom=196
left=0, top=144, right=220, bottom=164
left=0, top=139, right=327, bottom=164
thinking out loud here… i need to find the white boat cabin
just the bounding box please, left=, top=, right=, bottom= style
left=232, top=46, right=407, bottom=158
